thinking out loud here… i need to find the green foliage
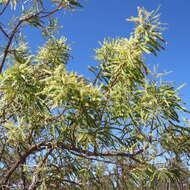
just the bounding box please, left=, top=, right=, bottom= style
left=0, top=1, right=189, bottom=190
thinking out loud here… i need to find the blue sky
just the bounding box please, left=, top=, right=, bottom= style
left=57, top=0, right=190, bottom=106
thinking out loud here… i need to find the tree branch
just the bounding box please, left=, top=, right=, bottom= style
left=0, top=1, right=66, bottom=74
left=28, top=149, right=53, bottom=190
left=0, top=139, right=144, bottom=189
left=0, top=25, right=9, bottom=38
left=0, top=0, right=10, bottom=17
left=0, top=141, right=53, bottom=188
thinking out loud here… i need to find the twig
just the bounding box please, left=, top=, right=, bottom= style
left=1, top=141, right=53, bottom=188
left=0, top=25, right=9, bottom=38
left=28, top=149, right=53, bottom=190
left=0, top=0, right=10, bottom=17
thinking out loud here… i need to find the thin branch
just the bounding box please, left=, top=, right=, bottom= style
left=0, top=20, right=24, bottom=73
left=62, top=179, right=81, bottom=187
left=0, top=0, right=10, bottom=17
left=28, top=149, right=53, bottom=190
left=0, top=1, right=66, bottom=74
left=71, top=151, right=118, bottom=164
left=39, top=2, right=63, bottom=18
left=92, top=68, right=102, bottom=85
left=0, top=139, right=6, bottom=163
left=18, top=152, right=27, bottom=190
left=59, top=144, right=143, bottom=163
left=48, top=179, right=81, bottom=188
left=0, top=25, right=9, bottom=38
left=0, top=11, right=44, bottom=73
left=1, top=141, right=53, bottom=188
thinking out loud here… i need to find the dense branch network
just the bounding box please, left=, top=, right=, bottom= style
left=0, top=1, right=189, bottom=190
